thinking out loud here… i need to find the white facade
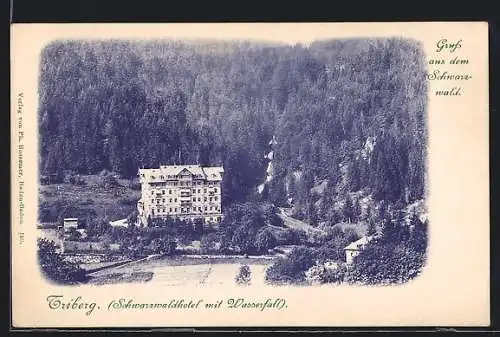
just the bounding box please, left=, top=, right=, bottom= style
left=63, top=218, right=78, bottom=232
left=137, top=165, right=224, bottom=226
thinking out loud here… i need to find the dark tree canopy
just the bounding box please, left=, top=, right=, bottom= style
left=39, top=38, right=427, bottom=216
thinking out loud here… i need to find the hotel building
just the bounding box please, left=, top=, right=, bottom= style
left=137, top=165, right=224, bottom=225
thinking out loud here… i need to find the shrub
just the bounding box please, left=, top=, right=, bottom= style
left=80, top=198, right=94, bottom=206
left=265, top=246, right=316, bottom=284
left=37, top=238, right=87, bottom=284
left=281, top=228, right=307, bottom=245
left=255, top=228, right=277, bottom=254
left=235, top=265, right=252, bottom=285
left=320, top=263, right=347, bottom=284
left=148, top=237, right=177, bottom=256
left=97, top=170, right=119, bottom=188
left=200, top=233, right=219, bottom=254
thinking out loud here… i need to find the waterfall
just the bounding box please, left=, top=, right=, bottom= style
left=257, top=136, right=276, bottom=194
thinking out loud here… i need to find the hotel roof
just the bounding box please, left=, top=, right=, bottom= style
left=139, top=165, right=224, bottom=182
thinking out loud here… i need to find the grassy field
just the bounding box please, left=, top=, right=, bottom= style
left=88, top=255, right=273, bottom=286
left=39, top=175, right=141, bottom=222
left=38, top=228, right=61, bottom=242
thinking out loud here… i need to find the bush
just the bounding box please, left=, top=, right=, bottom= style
left=345, top=243, right=426, bottom=285
left=66, top=228, right=82, bottom=241
left=321, top=263, right=347, bottom=284
left=80, top=198, right=94, bottom=206
left=37, top=238, right=87, bottom=284
left=97, top=170, right=119, bottom=188
left=265, top=246, right=316, bottom=284
left=255, top=228, right=277, bottom=254
left=148, top=237, right=177, bottom=256
left=281, top=228, right=307, bottom=245
left=235, top=265, right=252, bottom=285
left=200, top=233, right=220, bottom=254
left=63, top=171, right=86, bottom=186
left=316, top=235, right=349, bottom=262
left=307, top=230, right=328, bottom=246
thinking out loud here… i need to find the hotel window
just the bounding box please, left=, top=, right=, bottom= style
left=214, top=188, right=218, bottom=193
left=199, top=207, right=202, bottom=212
left=174, top=208, right=177, bottom=212
left=174, top=198, right=177, bottom=202
left=192, top=189, right=196, bottom=193
left=169, top=208, right=172, bottom=212
left=151, top=199, right=154, bottom=203
left=204, top=197, right=207, bottom=201
left=163, top=208, right=165, bottom=212
left=204, top=206, right=207, bottom=211
left=210, top=197, right=213, bottom=202
left=193, top=197, right=196, bottom=202
left=151, top=191, right=154, bottom=195
left=162, top=199, right=165, bottom=203
left=214, top=196, right=218, bottom=201
left=198, top=189, right=201, bottom=193
left=162, top=190, right=165, bottom=194
left=204, top=188, right=207, bottom=193
left=198, top=197, right=201, bottom=201
left=169, top=198, right=172, bottom=202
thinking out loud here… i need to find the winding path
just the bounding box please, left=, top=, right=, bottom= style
left=277, top=208, right=324, bottom=234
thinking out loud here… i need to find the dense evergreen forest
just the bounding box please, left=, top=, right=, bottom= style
left=39, top=38, right=427, bottom=225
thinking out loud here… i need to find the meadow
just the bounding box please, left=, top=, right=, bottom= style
left=88, top=256, right=272, bottom=286
left=38, top=174, right=141, bottom=224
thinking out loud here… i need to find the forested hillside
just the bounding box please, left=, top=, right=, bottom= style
left=39, top=38, right=427, bottom=223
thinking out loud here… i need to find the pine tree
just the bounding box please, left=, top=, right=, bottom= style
left=367, top=219, right=377, bottom=236
left=343, top=195, right=354, bottom=223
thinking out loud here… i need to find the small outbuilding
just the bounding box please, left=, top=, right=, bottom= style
left=344, top=236, right=374, bottom=265
left=63, top=218, right=78, bottom=233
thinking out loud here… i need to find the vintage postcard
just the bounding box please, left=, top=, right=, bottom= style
left=10, top=22, right=489, bottom=328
